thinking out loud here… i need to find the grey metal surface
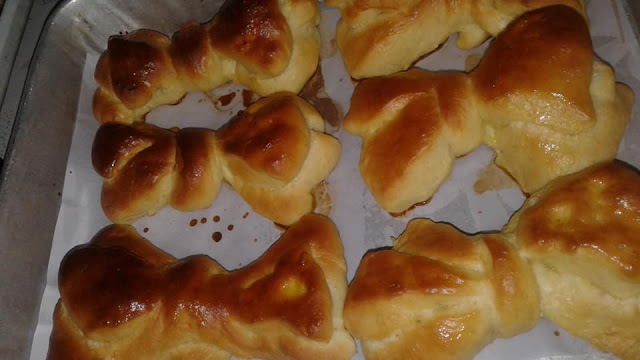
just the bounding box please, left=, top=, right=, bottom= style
left=0, top=0, right=639, bottom=359
left=0, top=0, right=34, bottom=158
left=0, top=0, right=224, bottom=358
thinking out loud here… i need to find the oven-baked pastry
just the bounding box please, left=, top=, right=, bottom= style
left=345, top=219, right=540, bottom=360
left=47, top=214, right=356, bottom=360
left=473, top=6, right=634, bottom=193
left=216, top=93, right=341, bottom=226
left=93, top=0, right=320, bottom=124
left=326, top=0, right=585, bottom=78
left=343, top=5, right=633, bottom=213
left=92, top=93, right=341, bottom=225
left=504, top=161, right=640, bottom=360
left=344, top=161, right=640, bottom=360
left=92, top=123, right=223, bottom=224
left=343, top=69, right=482, bottom=213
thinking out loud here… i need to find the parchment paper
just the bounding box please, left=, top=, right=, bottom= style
left=29, top=1, right=640, bottom=359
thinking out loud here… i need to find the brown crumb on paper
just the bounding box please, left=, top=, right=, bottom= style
left=242, top=89, right=255, bottom=107
left=389, top=199, right=431, bottom=218
left=299, top=66, right=342, bottom=132
left=189, top=219, right=198, bottom=227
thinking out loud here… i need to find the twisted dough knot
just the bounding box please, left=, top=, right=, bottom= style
left=346, top=161, right=640, bottom=360
left=326, top=0, right=585, bottom=78
left=47, top=214, right=356, bottom=360
left=345, top=219, right=540, bottom=360
left=505, top=161, right=640, bottom=360
left=344, top=5, right=633, bottom=213
left=93, top=0, right=320, bottom=124
left=92, top=93, right=341, bottom=225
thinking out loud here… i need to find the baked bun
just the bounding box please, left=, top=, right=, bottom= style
left=345, top=219, right=540, bottom=360
left=92, top=123, right=222, bottom=224
left=343, top=69, right=482, bottom=213
left=473, top=5, right=634, bottom=192
left=93, top=0, right=320, bottom=124
left=92, top=93, right=341, bottom=226
left=343, top=5, right=633, bottom=213
left=326, top=0, right=585, bottom=78
left=504, top=161, right=640, bottom=360
left=217, top=93, right=341, bottom=226
left=47, top=214, right=356, bottom=360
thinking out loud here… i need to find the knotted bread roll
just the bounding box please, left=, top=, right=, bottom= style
left=326, top=0, right=585, bottom=78
left=92, top=93, right=341, bottom=225
left=504, top=161, right=640, bottom=360
left=343, top=5, right=633, bottom=213
left=345, top=219, right=540, bottom=360
left=344, top=69, right=482, bottom=213
left=346, top=161, right=640, bottom=359
left=92, top=123, right=222, bottom=224
left=93, top=0, right=320, bottom=124
left=216, top=93, right=341, bottom=226
left=473, top=6, right=634, bottom=192
left=47, top=214, right=356, bottom=360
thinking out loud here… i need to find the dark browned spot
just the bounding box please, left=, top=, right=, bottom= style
left=242, top=89, right=255, bottom=107
left=389, top=199, right=431, bottom=218
left=213, top=215, right=220, bottom=222
left=299, top=66, right=342, bottom=131
left=200, top=217, right=207, bottom=224
left=212, top=232, right=222, bottom=242
left=227, top=224, right=234, bottom=231
left=189, top=219, right=198, bottom=227
left=143, top=227, right=149, bottom=233
left=242, top=212, right=249, bottom=219
left=218, top=92, right=236, bottom=106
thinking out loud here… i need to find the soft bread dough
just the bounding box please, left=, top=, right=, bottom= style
left=47, top=214, right=356, bottom=360
left=92, top=93, right=341, bottom=225
left=326, top=0, right=585, bottom=79
left=93, top=0, right=321, bottom=124
left=345, top=219, right=540, bottom=360
left=343, top=6, right=633, bottom=213
left=504, top=162, right=640, bottom=360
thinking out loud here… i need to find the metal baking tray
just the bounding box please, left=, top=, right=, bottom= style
left=1, top=0, right=639, bottom=358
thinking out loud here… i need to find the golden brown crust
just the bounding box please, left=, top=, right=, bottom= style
left=344, top=219, right=540, bottom=360
left=209, top=0, right=292, bottom=75
left=48, top=215, right=356, bottom=360
left=327, top=0, right=585, bottom=78
left=344, top=6, right=633, bottom=212
left=344, top=69, right=481, bottom=212
left=92, top=93, right=340, bottom=226
left=512, top=161, right=640, bottom=283
left=217, top=93, right=341, bottom=226
left=472, top=5, right=595, bottom=133
left=93, top=0, right=320, bottom=124
left=92, top=123, right=222, bottom=224
left=504, top=161, right=640, bottom=359
left=217, top=95, right=311, bottom=182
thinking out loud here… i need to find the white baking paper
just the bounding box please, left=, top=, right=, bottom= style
left=29, top=1, right=640, bottom=359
